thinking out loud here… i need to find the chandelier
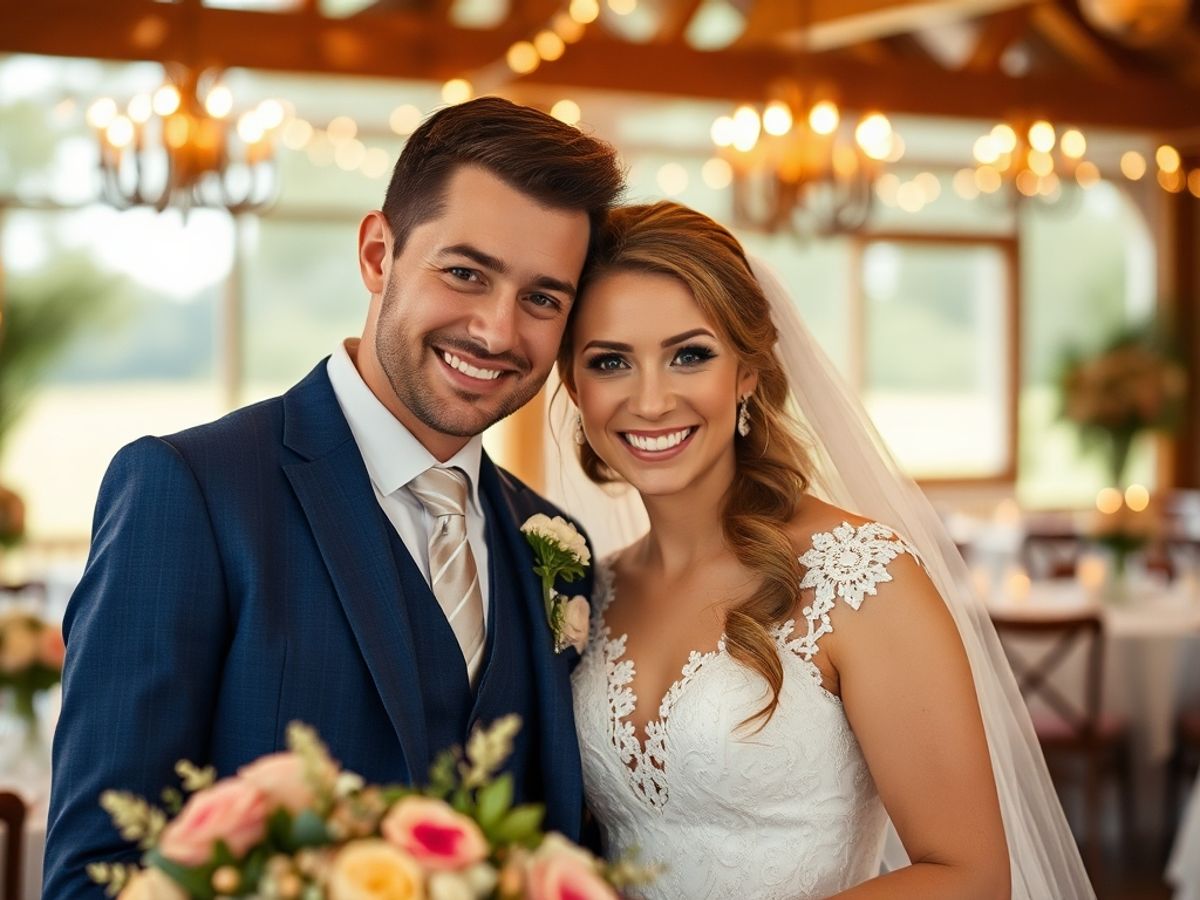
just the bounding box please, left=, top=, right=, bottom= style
left=85, top=65, right=284, bottom=215
left=962, top=119, right=1097, bottom=206
left=711, top=83, right=901, bottom=236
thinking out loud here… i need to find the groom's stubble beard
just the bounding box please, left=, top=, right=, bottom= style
left=374, top=276, right=545, bottom=438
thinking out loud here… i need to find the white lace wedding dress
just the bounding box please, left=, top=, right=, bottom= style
left=573, top=521, right=918, bottom=899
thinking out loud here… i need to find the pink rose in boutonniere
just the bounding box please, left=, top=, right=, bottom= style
left=520, top=515, right=591, bottom=654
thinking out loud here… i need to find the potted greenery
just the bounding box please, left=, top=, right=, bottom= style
left=0, top=255, right=121, bottom=546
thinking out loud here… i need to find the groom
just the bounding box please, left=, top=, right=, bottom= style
left=44, top=97, right=623, bottom=897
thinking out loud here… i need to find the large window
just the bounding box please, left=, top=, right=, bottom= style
left=858, top=236, right=1014, bottom=480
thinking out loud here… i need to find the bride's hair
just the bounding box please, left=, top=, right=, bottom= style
left=558, top=201, right=814, bottom=728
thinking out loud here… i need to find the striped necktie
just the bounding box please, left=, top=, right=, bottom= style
left=407, top=466, right=486, bottom=683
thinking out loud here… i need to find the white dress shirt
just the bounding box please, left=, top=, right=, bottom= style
left=326, top=339, right=491, bottom=630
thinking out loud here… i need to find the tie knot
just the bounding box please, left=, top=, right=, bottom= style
left=408, top=466, right=470, bottom=519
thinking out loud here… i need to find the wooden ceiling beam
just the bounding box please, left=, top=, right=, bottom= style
left=737, top=0, right=1038, bottom=52
left=2, top=2, right=1199, bottom=130
left=1028, top=1, right=1123, bottom=79
left=961, top=5, right=1031, bottom=71
left=654, top=0, right=706, bottom=44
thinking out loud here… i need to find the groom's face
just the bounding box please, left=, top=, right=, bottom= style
left=369, top=165, right=590, bottom=452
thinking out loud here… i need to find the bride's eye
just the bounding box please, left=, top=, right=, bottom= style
left=673, top=345, right=717, bottom=367
left=584, top=353, right=628, bottom=372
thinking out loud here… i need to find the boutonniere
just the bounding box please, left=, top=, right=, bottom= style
left=520, top=514, right=591, bottom=654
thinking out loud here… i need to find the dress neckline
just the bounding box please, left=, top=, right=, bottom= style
left=592, top=562, right=728, bottom=811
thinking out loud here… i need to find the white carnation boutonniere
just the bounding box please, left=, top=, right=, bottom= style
left=520, top=514, right=591, bottom=654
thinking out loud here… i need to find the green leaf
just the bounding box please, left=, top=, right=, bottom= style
left=142, top=851, right=215, bottom=899
left=450, top=786, right=471, bottom=815
left=266, top=808, right=293, bottom=848
left=290, top=809, right=330, bottom=847
left=475, top=773, right=513, bottom=831
left=240, top=844, right=269, bottom=893
left=492, top=804, right=544, bottom=846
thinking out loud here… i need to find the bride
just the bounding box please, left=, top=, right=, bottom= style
left=551, top=201, right=1094, bottom=898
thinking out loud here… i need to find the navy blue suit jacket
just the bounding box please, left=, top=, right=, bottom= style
left=44, top=362, right=592, bottom=898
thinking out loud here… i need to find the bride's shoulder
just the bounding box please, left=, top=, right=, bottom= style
left=784, top=497, right=927, bottom=605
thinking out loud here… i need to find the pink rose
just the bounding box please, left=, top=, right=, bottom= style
left=381, top=796, right=488, bottom=871
left=38, top=625, right=65, bottom=670
left=561, top=597, right=589, bottom=654
left=157, top=778, right=269, bottom=867
left=526, top=834, right=615, bottom=900
left=239, top=751, right=333, bottom=815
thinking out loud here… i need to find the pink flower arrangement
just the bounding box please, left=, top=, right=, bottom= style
left=92, top=718, right=654, bottom=899
left=1058, top=325, right=1187, bottom=485
left=0, top=611, right=64, bottom=722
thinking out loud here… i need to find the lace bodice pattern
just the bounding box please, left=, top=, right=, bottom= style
left=572, top=521, right=918, bottom=900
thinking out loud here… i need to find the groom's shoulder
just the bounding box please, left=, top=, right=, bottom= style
left=111, top=365, right=329, bottom=481
left=157, top=392, right=288, bottom=469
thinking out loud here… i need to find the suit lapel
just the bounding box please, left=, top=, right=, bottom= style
left=281, top=364, right=430, bottom=781
left=478, top=456, right=584, bottom=836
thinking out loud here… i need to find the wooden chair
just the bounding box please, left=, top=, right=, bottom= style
left=990, top=611, right=1134, bottom=869
left=0, top=791, right=26, bottom=900
left=1020, top=532, right=1087, bottom=580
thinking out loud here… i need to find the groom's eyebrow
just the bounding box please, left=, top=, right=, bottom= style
left=437, top=244, right=577, bottom=298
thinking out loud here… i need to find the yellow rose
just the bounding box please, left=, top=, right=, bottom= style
left=329, top=839, right=426, bottom=900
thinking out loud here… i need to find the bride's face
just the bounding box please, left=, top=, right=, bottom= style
left=568, top=269, right=756, bottom=499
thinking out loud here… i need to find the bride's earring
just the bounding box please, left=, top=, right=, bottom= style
left=737, top=395, right=752, bottom=437
left=574, top=413, right=587, bottom=446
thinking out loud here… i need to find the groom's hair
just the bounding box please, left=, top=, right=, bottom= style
left=381, top=97, right=624, bottom=257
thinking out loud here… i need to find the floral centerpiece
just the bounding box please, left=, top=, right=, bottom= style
left=1089, top=496, right=1160, bottom=584
left=1058, top=322, right=1187, bottom=487
left=0, top=610, right=64, bottom=722
left=90, top=716, right=655, bottom=899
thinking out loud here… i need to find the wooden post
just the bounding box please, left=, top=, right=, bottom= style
left=1168, top=160, right=1200, bottom=489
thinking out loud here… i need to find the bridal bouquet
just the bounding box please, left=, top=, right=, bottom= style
left=0, top=610, right=64, bottom=722
left=90, top=716, right=650, bottom=900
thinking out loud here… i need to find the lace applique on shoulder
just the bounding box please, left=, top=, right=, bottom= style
left=784, top=521, right=919, bottom=662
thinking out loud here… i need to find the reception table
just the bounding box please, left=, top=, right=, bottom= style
left=988, top=576, right=1200, bottom=841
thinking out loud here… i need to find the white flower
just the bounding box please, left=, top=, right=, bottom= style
left=117, top=868, right=187, bottom=900
left=521, top=514, right=591, bottom=566
left=429, top=864, right=497, bottom=900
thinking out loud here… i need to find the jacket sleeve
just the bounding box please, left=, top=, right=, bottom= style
left=43, top=436, right=232, bottom=898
